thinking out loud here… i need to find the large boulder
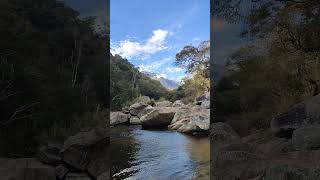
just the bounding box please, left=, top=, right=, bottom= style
left=271, top=94, right=320, bottom=137
left=292, top=126, right=320, bottom=151
left=110, top=111, right=130, bottom=125
left=38, top=141, right=62, bottom=166
left=61, top=128, right=109, bottom=179
left=210, top=122, right=241, bottom=146
left=129, top=102, right=149, bottom=116
left=155, top=100, right=172, bottom=107
left=212, top=143, right=266, bottom=180
left=169, top=105, right=210, bottom=133
left=140, top=107, right=176, bottom=128
left=264, top=150, right=320, bottom=180
left=0, top=158, right=56, bottom=180
left=136, top=105, right=154, bottom=118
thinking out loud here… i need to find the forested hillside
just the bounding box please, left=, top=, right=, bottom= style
left=110, top=54, right=168, bottom=110
left=213, top=0, right=320, bottom=135
left=0, top=0, right=108, bottom=156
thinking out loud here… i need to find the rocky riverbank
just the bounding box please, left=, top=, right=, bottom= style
left=110, top=93, right=210, bottom=135
left=210, top=94, right=320, bottom=180
left=0, top=128, right=110, bottom=180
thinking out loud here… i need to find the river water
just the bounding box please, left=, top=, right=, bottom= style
left=111, top=125, right=210, bottom=180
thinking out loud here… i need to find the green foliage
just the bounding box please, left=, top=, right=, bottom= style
left=175, top=41, right=210, bottom=77
left=110, top=54, right=168, bottom=110
left=213, top=0, right=320, bottom=135
left=0, top=0, right=108, bottom=156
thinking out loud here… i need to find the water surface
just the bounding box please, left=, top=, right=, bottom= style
left=111, top=125, right=209, bottom=180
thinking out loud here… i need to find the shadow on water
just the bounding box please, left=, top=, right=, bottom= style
left=111, top=125, right=209, bottom=180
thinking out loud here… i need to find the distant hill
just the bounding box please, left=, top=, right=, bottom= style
left=157, top=77, right=180, bottom=90
left=141, top=71, right=180, bottom=90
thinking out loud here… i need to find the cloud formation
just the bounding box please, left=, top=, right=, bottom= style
left=111, top=29, right=169, bottom=59
left=166, top=67, right=183, bottom=73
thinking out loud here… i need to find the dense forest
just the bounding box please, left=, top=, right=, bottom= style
left=0, top=0, right=108, bottom=156
left=212, top=0, right=320, bottom=135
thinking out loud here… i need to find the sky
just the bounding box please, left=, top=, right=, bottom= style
left=110, top=0, right=210, bottom=83
left=62, top=0, right=246, bottom=80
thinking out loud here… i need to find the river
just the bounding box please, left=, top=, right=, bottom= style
left=111, top=125, right=210, bottom=180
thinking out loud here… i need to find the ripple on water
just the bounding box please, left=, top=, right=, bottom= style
left=111, top=125, right=209, bottom=180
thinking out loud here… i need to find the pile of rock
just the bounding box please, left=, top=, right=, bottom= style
left=110, top=93, right=210, bottom=134
left=0, top=128, right=110, bottom=180
left=211, top=94, right=320, bottom=180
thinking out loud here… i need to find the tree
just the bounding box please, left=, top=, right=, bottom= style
left=176, top=41, right=210, bottom=78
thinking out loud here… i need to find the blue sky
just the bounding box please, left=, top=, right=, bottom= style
left=110, top=0, right=210, bottom=83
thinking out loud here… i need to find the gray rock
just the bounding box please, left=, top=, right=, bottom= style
left=136, top=105, right=154, bottom=118
left=155, top=100, right=172, bottom=107
left=97, top=171, right=110, bottom=180
left=61, top=128, right=109, bottom=179
left=121, top=106, right=130, bottom=114
left=169, top=105, right=210, bottom=133
left=55, top=164, right=69, bottom=179
left=210, top=122, right=241, bottom=146
left=110, top=111, right=130, bottom=125
left=292, top=126, right=320, bottom=151
left=140, top=107, right=176, bottom=128
left=129, top=102, right=149, bottom=116
left=65, top=173, right=93, bottom=180
left=201, top=100, right=210, bottom=109
left=212, top=143, right=265, bottom=180
left=0, top=158, right=56, bottom=180
left=129, top=116, right=141, bottom=125
left=196, top=92, right=210, bottom=105
left=38, top=141, right=62, bottom=165
left=271, top=94, right=320, bottom=137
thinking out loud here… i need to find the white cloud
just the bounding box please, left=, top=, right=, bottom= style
left=166, top=67, right=183, bottom=73
left=156, top=73, right=168, bottom=78
left=138, top=57, right=172, bottom=72
left=111, top=29, right=170, bottom=59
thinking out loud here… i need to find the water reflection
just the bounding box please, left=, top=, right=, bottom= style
left=111, top=125, right=209, bottom=180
